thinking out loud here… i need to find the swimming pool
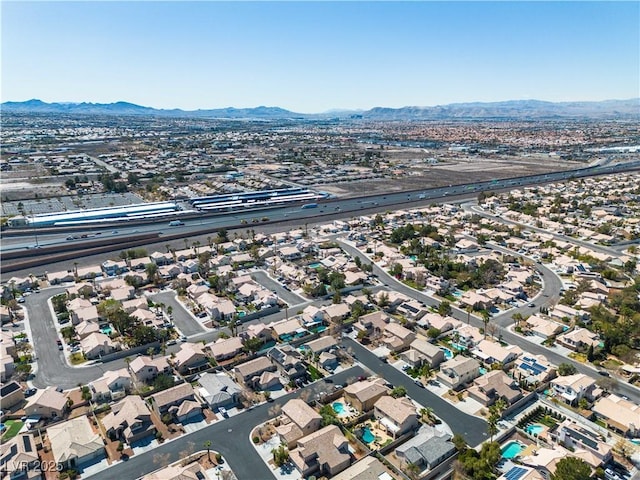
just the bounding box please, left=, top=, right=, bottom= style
left=479, top=367, right=488, bottom=375
left=361, top=427, right=375, bottom=444
left=501, top=441, right=525, bottom=459
left=440, top=347, right=454, bottom=360
left=525, top=424, right=544, bottom=435
left=100, top=326, right=113, bottom=335
left=333, top=402, right=345, bottom=414
left=631, top=439, right=640, bottom=445
left=452, top=290, right=463, bottom=298
left=308, top=262, right=322, bottom=269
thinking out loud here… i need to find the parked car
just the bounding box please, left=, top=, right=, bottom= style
left=414, top=380, right=424, bottom=388
left=24, top=388, right=37, bottom=397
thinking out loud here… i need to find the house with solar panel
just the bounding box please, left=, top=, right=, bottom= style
left=513, top=355, right=557, bottom=387
left=552, top=418, right=613, bottom=466
left=497, top=465, right=538, bottom=480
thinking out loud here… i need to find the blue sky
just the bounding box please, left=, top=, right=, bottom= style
left=2, top=1, right=638, bottom=113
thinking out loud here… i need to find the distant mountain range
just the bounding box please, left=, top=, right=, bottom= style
left=2, top=98, right=638, bottom=120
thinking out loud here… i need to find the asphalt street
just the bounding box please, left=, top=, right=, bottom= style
left=86, top=365, right=367, bottom=480
left=342, top=337, right=488, bottom=446
left=336, top=240, right=640, bottom=403
left=151, top=291, right=205, bottom=337
left=250, top=269, right=306, bottom=307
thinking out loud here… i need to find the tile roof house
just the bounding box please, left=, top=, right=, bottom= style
left=197, top=372, right=243, bottom=410
left=554, top=418, right=613, bottom=465
left=48, top=416, right=105, bottom=470
left=343, top=379, right=389, bottom=412
left=402, top=338, right=446, bottom=369
left=0, top=432, right=40, bottom=479
left=467, top=370, right=523, bottom=407
left=525, top=315, right=565, bottom=339
left=381, top=322, right=416, bottom=353
left=592, top=394, right=640, bottom=437
left=304, top=336, right=337, bottom=355
left=89, top=368, right=131, bottom=402
left=289, top=425, right=351, bottom=478
left=556, top=328, right=599, bottom=352
left=353, top=311, right=389, bottom=338
left=277, top=398, right=322, bottom=448
left=373, top=395, right=419, bottom=438
left=102, top=395, right=155, bottom=444
left=128, top=355, right=171, bottom=384
left=0, top=381, right=24, bottom=410
left=233, top=356, right=276, bottom=386
left=80, top=332, right=117, bottom=360
left=141, top=462, right=206, bottom=480
left=331, top=456, right=389, bottom=480
left=267, top=345, right=307, bottom=381
left=472, top=339, right=522, bottom=366
left=24, top=387, right=67, bottom=419
left=170, top=342, right=209, bottom=375
left=150, top=382, right=195, bottom=414
left=550, top=374, right=597, bottom=406
left=513, top=355, right=556, bottom=386
left=206, top=336, right=244, bottom=362
left=395, top=425, right=456, bottom=471
left=436, top=356, right=481, bottom=390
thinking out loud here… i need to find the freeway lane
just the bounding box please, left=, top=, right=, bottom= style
left=342, top=337, right=488, bottom=446
left=86, top=365, right=367, bottom=480
left=5, top=161, right=638, bottom=255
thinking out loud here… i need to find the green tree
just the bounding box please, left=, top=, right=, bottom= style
left=145, top=263, right=159, bottom=284
left=557, top=362, right=577, bottom=376
left=452, top=433, right=467, bottom=452
left=550, top=457, right=591, bottom=480
left=271, top=443, right=289, bottom=467
left=390, top=386, right=407, bottom=398
left=319, top=404, right=340, bottom=426
left=438, top=300, right=452, bottom=317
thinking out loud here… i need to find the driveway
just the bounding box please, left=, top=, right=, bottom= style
left=86, top=365, right=367, bottom=480
left=151, top=291, right=205, bottom=337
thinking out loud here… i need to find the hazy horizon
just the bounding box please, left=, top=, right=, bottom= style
left=2, top=2, right=638, bottom=113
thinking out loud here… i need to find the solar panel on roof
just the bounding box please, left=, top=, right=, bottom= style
left=505, top=466, right=527, bottom=480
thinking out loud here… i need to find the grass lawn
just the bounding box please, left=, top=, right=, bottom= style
left=568, top=352, right=587, bottom=363
left=307, top=365, right=324, bottom=381
left=601, top=359, right=623, bottom=370
left=70, top=352, right=86, bottom=365
left=1, top=420, right=24, bottom=440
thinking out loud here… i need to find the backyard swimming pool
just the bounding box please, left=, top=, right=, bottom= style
left=525, top=424, right=544, bottom=435
left=309, top=262, right=322, bottom=269
left=333, top=402, right=345, bottom=414
left=440, top=347, right=454, bottom=360
left=501, top=441, right=525, bottom=459
left=361, top=427, right=375, bottom=444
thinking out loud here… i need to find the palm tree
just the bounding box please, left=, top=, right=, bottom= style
left=481, top=310, right=491, bottom=339
left=204, top=440, right=212, bottom=461
left=465, top=305, right=473, bottom=325
left=512, top=312, right=523, bottom=329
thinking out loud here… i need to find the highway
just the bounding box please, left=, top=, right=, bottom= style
left=3, top=161, right=638, bottom=255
